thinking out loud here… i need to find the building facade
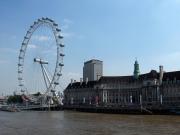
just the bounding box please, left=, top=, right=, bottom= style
left=64, top=60, right=180, bottom=110
left=83, top=59, right=103, bottom=81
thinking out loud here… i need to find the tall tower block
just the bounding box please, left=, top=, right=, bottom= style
left=83, top=59, right=103, bottom=81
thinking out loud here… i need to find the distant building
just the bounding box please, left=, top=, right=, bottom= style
left=64, top=60, right=180, bottom=111
left=83, top=59, right=103, bottom=81
left=0, top=96, right=7, bottom=105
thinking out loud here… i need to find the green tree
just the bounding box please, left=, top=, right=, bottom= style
left=7, top=95, right=23, bottom=104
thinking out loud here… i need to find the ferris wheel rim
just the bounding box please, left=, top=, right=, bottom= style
left=18, top=17, right=65, bottom=95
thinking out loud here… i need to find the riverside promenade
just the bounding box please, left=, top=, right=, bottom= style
left=63, top=105, right=180, bottom=115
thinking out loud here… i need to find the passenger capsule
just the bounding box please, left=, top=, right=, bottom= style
left=59, top=63, right=64, bottom=66
left=27, top=31, right=31, bottom=34
left=24, top=36, right=29, bottom=39
left=38, top=19, right=42, bottom=22
left=56, top=28, right=61, bottom=32
left=59, top=44, right=65, bottom=47
left=18, top=77, right=22, bottom=80
left=51, top=89, right=55, bottom=92
left=22, top=43, right=26, bottom=46
left=20, top=49, right=24, bottom=52
left=48, top=19, right=54, bottom=22
left=58, top=35, right=63, bottom=39
left=18, top=71, right=22, bottom=73
left=60, top=53, right=65, bottom=57
left=57, top=73, right=62, bottom=76
left=21, top=90, right=25, bottom=92
left=54, top=82, right=59, bottom=85
left=53, top=23, right=58, bottom=26
left=19, top=56, right=23, bottom=59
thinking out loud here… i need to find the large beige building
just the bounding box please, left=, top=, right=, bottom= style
left=64, top=60, right=180, bottom=111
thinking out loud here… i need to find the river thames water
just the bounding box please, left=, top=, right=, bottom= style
left=0, top=111, right=180, bottom=135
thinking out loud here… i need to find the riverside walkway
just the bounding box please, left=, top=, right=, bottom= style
left=16, top=104, right=63, bottom=111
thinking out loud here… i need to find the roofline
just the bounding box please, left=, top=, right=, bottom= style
left=84, top=59, right=103, bottom=64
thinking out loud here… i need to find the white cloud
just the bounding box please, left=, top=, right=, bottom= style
left=28, top=44, right=37, bottom=49
left=61, top=32, right=74, bottom=38
left=63, top=19, right=73, bottom=24
left=32, top=35, right=51, bottom=42
left=41, top=45, right=56, bottom=55
left=65, top=72, right=82, bottom=83
left=61, top=31, right=85, bottom=39
left=61, top=24, right=69, bottom=30
left=61, top=18, right=85, bottom=40
left=61, top=18, right=73, bottom=30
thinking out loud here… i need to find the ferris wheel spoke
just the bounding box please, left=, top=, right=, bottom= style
left=41, top=64, right=49, bottom=89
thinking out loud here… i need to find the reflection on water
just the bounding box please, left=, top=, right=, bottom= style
left=0, top=111, right=180, bottom=135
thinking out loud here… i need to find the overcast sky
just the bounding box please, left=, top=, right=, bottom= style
left=1, top=0, right=180, bottom=94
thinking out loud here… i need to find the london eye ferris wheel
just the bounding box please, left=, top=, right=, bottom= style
left=18, top=17, right=65, bottom=99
